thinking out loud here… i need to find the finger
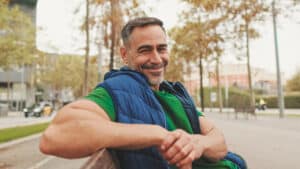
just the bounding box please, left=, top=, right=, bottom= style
left=169, top=143, right=193, bottom=164
left=180, top=163, right=192, bottom=169
left=176, top=151, right=196, bottom=168
left=164, top=135, right=190, bottom=161
left=160, top=131, right=180, bottom=151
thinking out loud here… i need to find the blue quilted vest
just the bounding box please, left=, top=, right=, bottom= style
left=96, top=67, right=200, bottom=169
left=96, top=67, right=246, bottom=169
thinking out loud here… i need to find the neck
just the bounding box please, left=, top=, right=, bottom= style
left=151, top=84, right=160, bottom=91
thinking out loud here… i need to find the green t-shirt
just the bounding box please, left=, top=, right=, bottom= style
left=85, top=87, right=202, bottom=132
left=85, top=87, right=238, bottom=169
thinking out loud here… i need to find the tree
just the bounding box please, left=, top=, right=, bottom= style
left=39, top=55, right=98, bottom=98
left=227, top=0, right=269, bottom=108
left=0, top=1, right=36, bottom=68
left=0, top=1, right=36, bottom=110
left=169, top=0, right=229, bottom=111
left=286, top=69, right=300, bottom=92
left=90, top=0, right=145, bottom=70
left=80, top=0, right=144, bottom=95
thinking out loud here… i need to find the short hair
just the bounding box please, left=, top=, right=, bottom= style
left=121, top=17, right=166, bottom=46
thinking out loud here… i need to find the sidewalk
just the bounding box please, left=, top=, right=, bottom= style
left=0, top=111, right=55, bottom=130
left=205, top=111, right=300, bottom=169
left=204, top=107, right=300, bottom=115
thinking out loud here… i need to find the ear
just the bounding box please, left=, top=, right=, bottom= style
left=120, top=46, right=128, bottom=64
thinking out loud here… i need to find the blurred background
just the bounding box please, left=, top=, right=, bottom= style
left=0, top=0, right=299, bottom=116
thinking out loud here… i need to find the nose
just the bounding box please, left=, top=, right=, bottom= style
left=150, top=49, right=162, bottom=64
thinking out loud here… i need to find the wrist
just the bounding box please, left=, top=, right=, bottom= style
left=193, top=134, right=209, bottom=156
left=155, top=125, right=169, bottom=145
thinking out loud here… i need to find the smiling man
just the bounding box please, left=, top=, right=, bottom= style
left=39, top=17, right=245, bottom=169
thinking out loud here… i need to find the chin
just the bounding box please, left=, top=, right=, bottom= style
left=148, top=77, right=164, bottom=87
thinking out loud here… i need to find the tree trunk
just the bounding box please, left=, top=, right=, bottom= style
left=199, top=58, right=204, bottom=112
left=216, top=56, right=223, bottom=113
left=109, top=0, right=117, bottom=70
left=245, top=22, right=255, bottom=107
left=83, top=0, right=90, bottom=96
left=6, top=71, right=11, bottom=111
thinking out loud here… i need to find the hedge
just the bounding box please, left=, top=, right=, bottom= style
left=192, top=87, right=300, bottom=109
left=260, top=94, right=300, bottom=108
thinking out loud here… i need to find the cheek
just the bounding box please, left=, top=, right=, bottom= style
left=128, top=57, right=147, bottom=70
left=162, top=55, right=169, bottom=64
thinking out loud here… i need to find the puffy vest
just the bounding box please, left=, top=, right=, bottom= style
left=97, top=67, right=246, bottom=169
left=97, top=67, right=199, bottom=169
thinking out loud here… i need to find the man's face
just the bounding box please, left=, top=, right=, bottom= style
left=121, top=25, right=169, bottom=90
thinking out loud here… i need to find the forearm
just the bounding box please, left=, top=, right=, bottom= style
left=40, top=107, right=168, bottom=158
left=194, top=128, right=228, bottom=161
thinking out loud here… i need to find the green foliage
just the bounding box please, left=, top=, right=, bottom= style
left=38, top=55, right=98, bottom=97
left=0, top=1, right=36, bottom=69
left=259, top=94, right=300, bottom=108
left=0, top=123, right=49, bottom=143
left=286, top=69, right=300, bottom=92
left=193, top=87, right=252, bottom=108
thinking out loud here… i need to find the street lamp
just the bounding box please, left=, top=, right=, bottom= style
left=272, top=0, right=285, bottom=118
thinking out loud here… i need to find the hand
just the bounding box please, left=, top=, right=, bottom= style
left=159, top=129, right=205, bottom=168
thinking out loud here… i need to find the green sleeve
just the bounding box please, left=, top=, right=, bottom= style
left=197, top=110, right=203, bottom=116
left=84, top=87, right=116, bottom=121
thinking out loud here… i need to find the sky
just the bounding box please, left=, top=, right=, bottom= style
left=36, top=0, right=300, bottom=79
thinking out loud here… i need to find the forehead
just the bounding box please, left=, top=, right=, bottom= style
left=128, top=25, right=167, bottom=47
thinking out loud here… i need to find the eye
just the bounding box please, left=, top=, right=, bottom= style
left=157, top=46, right=168, bottom=53
left=139, top=48, right=152, bottom=54
left=137, top=46, right=152, bottom=55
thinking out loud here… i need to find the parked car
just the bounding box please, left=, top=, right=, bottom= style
left=23, top=101, right=53, bottom=117
left=23, top=104, right=36, bottom=117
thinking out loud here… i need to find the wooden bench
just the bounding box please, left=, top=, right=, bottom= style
left=234, top=106, right=256, bottom=119
left=80, top=149, right=120, bottom=169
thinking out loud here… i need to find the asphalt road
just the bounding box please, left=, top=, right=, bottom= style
left=0, top=111, right=299, bottom=169
left=205, top=111, right=300, bottom=169
left=0, top=135, right=88, bottom=169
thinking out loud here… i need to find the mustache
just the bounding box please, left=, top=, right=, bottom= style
left=140, top=62, right=167, bottom=70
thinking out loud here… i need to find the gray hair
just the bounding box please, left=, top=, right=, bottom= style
left=121, top=17, right=166, bottom=46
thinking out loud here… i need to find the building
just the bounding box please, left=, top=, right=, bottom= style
left=209, top=63, right=284, bottom=94
left=182, top=63, right=283, bottom=95
left=0, top=67, right=35, bottom=111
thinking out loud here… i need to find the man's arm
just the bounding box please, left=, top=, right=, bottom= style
left=195, top=116, right=228, bottom=161
left=39, top=99, right=168, bottom=158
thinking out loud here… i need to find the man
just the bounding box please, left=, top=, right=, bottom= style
left=40, top=17, right=243, bottom=169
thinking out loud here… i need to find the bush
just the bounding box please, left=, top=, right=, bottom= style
left=193, top=87, right=300, bottom=109
left=262, top=94, right=300, bottom=108
left=194, top=87, right=252, bottom=108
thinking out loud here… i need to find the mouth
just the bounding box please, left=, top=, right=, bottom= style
left=147, top=67, right=164, bottom=75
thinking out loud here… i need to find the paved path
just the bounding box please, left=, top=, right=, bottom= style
left=205, top=111, right=300, bottom=169
left=0, top=135, right=88, bottom=169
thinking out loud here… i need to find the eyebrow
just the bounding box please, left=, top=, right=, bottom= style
left=137, top=45, right=152, bottom=52
left=136, top=43, right=168, bottom=52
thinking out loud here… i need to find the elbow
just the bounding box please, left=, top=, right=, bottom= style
left=39, top=125, right=58, bottom=155
left=205, top=135, right=228, bottom=162
left=39, top=134, right=51, bottom=155
left=216, top=139, right=229, bottom=161
left=214, top=136, right=228, bottom=161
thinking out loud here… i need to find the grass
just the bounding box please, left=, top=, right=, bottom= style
left=0, top=122, right=49, bottom=143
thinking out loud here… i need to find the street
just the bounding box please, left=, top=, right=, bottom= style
left=0, top=134, right=88, bottom=169
left=0, top=111, right=300, bottom=169
left=206, top=111, right=300, bottom=169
